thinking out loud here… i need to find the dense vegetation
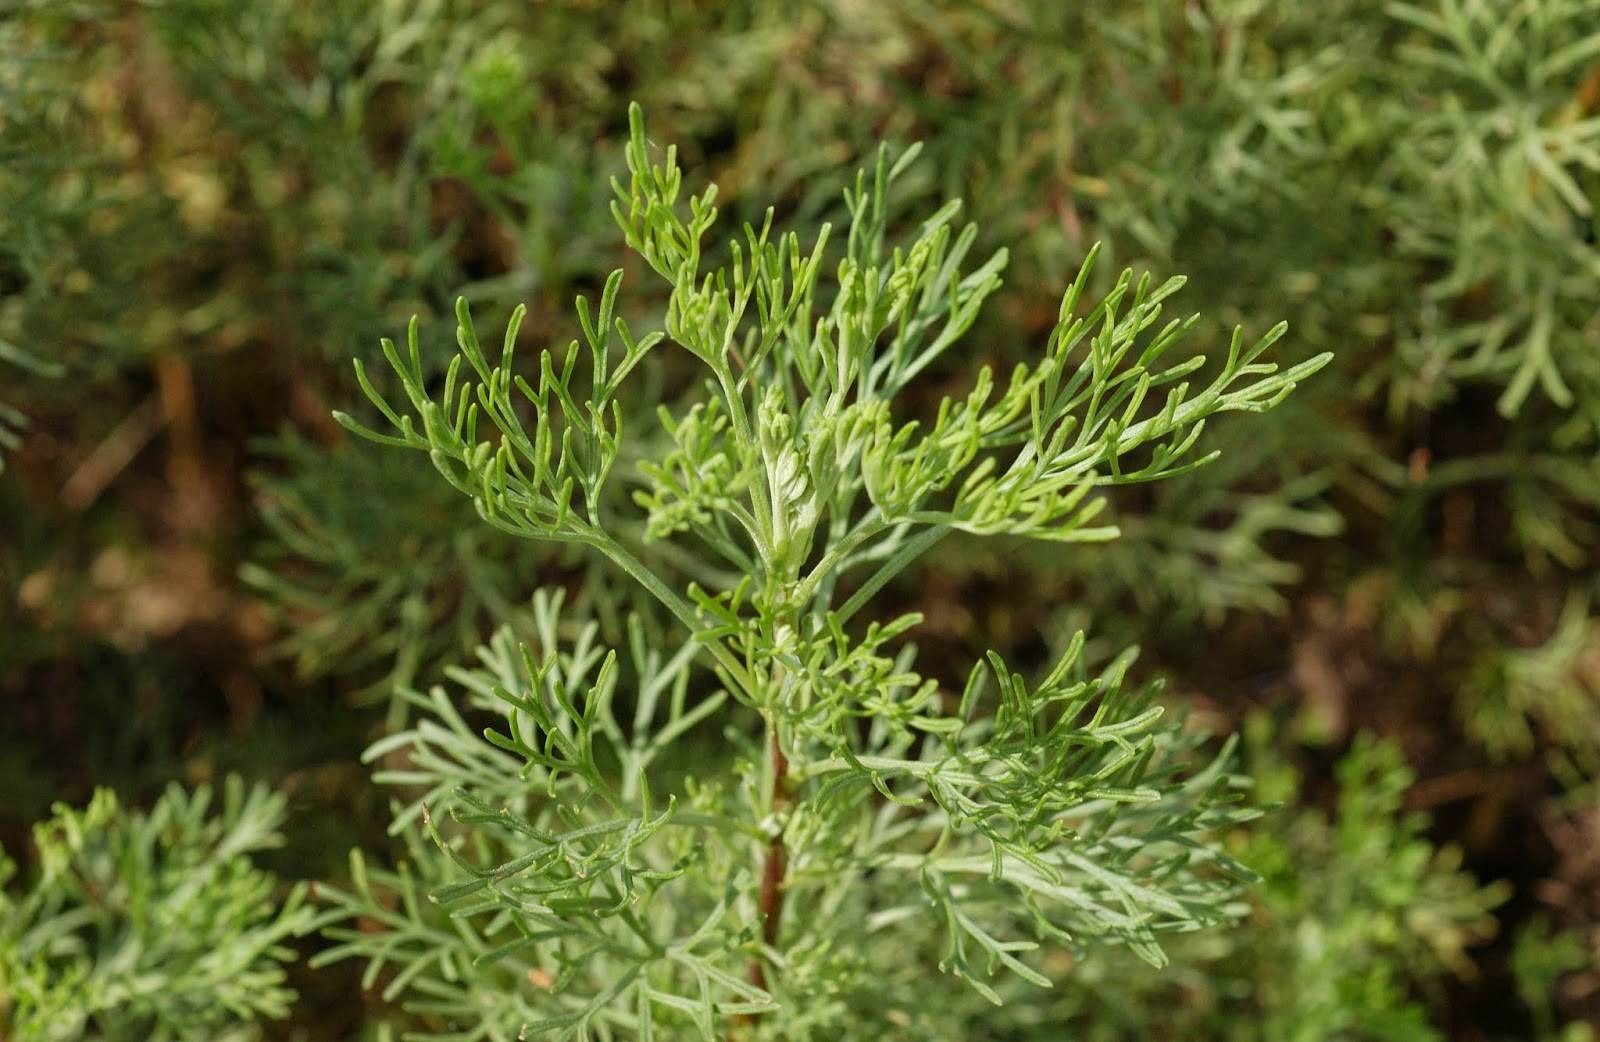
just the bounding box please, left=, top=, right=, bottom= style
left=2, top=1, right=1597, bottom=1039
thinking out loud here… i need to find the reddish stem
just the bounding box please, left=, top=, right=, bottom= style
left=748, top=727, right=789, bottom=993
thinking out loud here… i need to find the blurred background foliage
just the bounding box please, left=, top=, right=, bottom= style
left=2, top=0, right=1598, bottom=1037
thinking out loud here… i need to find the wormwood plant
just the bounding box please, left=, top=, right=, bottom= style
left=0, top=779, right=311, bottom=1041
left=0, top=15, right=71, bottom=477
left=320, top=105, right=1331, bottom=1040
left=242, top=431, right=555, bottom=723
left=978, top=726, right=1510, bottom=1042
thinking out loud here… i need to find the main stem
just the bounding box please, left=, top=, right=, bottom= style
left=749, top=719, right=789, bottom=994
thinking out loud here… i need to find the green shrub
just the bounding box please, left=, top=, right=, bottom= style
left=0, top=780, right=311, bottom=1041
left=310, top=103, right=1330, bottom=1040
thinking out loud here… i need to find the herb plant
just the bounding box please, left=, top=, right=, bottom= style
left=997, top=726, right=1511, bottom=1042
left=8, top=0, right=1590, bottom=1036
left=321, top=105, right=1330, bottom=1039
left=0, top=780, right=311, bottom=1041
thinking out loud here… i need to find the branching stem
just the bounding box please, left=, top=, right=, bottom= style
left=585, top=528, right=757, bottom=698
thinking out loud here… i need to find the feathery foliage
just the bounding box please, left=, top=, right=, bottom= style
left=3, top=0, right=1596, bottom=1037
left=0, top=779, right=311, bottom=1042
left=319, top=104, right=1329, bottom=1039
